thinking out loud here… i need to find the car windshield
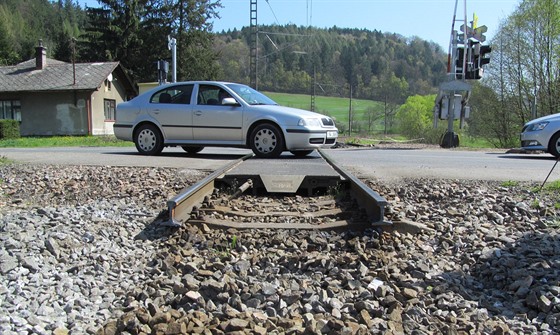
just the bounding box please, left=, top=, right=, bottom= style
left=225, top=84, right=278, bottom=106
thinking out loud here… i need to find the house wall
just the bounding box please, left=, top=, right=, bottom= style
left=138, top=82, right=158, bottom=94
left=17, top=91, right=90, bottom=136
left=90, top=76, right=128, bottom=135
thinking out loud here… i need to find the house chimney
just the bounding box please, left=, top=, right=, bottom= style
left=35, top=40, right=47, bottom=70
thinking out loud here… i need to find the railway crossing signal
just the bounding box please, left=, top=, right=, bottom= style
left=454, top=40, right=492, bottom=80
left=434, top=2, right=493, bottom=148
left=460, top=24, right=487, bottom=42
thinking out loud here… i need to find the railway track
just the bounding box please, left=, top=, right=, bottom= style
left=165, top=149, right=391, bottom=230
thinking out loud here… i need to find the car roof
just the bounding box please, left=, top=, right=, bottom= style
left=138, top=81, right=245, bottom=98
left=163, top=81, right=239, bottom=86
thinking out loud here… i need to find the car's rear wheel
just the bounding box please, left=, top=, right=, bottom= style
left=182, top=146, right=204, bottom=154
left=549, top=132, right=560, bottom=158
left=134, top=124, right=164, bottom=155
left=290, top=150, right=314, bottom=157
left=249, top=123, right=284, bottom=158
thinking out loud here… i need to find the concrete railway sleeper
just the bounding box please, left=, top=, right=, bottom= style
left=165, top=149, right=391, bottom=230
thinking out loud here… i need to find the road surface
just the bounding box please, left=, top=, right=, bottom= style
left=0, top=146, right=558, bottom=183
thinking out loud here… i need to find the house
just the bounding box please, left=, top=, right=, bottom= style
left=0, top=40, right=137, bottom=136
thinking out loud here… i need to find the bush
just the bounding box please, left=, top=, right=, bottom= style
left=395, top=95, right=437, bottom=142
left=0, top=120, right=21, bottom=139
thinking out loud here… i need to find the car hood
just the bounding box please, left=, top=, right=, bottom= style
left=526, top=112, right=560, bottom=125
left=250, top=104, right=333, bottom=121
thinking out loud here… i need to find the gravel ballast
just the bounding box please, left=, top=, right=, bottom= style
left=0, top=163, right=559, bottom=334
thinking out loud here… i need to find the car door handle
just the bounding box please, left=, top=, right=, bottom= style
left=194, top=111, right=203, bottom=116
left=153, top=109, right=160, bottom=114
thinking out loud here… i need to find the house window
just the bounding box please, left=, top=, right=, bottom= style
left=104, top=99, right=116, bottom=121
left=0, top=100, right=21, bottom=121
left=105, top=78, right=112, bottom=91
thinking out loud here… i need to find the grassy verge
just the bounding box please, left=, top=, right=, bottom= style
left=459, top=136, right=496, bottom=149
left=0, top=155, right=11, bottom=164
left=340, top=135, right=410, bottom=146
left=0, top=136, right=133, bottom=148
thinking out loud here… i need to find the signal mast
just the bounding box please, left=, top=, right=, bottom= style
left=434, top=0, right=492, bottom=148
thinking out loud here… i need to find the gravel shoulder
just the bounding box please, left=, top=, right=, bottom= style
left=1, top=163, right=559, bottom=334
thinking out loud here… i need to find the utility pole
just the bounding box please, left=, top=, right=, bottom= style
left=348, top=84, right=353, bottom=135
left=168, top=36, right=177, bottom=83
left=250, top=0, right=258, bottom=89
left=311, top=66, right=316, bottom=112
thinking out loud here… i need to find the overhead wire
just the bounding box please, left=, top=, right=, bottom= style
left=264, top=0, right=280, bottom=25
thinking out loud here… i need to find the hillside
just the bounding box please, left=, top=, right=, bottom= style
left=214, top=25, right=448, bottom=101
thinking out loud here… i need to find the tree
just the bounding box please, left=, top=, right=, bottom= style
left=0, top=5, right=19, bottom=65
left=172, top=0, right=222, bottom=81
left=81, top=7, right=115, bottom=61
left=396, top=94, right=441, bottom=144
left=370, top=73, right=409, bottom=134
left=362, top=104, right=384, bottom=133
left=485, top=0, right=560, bottom=129
left=468, top=82, right=518, bottom=148
left=81, top=0, right=221, bottom=82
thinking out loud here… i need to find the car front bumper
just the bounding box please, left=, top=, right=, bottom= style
left=284, top=128, right=338, bottom=150
left=520, top=131, right=548, bottom=151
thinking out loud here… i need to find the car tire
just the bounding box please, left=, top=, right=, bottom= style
left=290, top=150, right=314, bottom=157
left=134, top=124, right=164, bottom=155
left=249, top=123, right=284, bottom=158
left=548, top=132, right=560, bottom=158
left=182, top=146, right=204, bottom=154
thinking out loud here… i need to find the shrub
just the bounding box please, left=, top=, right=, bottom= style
left=0, top=120, right=20, bottom=139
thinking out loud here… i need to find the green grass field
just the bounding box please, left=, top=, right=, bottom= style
left=265, top=91, right=384, bottom=128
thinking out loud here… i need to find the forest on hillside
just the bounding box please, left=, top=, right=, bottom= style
left=0, top=0, right=447, bottom=104
left=2, top=0, right=560, bottom=148
left=213, top=25, right=447, bottom=102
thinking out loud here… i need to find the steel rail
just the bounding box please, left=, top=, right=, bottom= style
left=318, top=149, right=390, bottom=226
left=165, top=150, right=391, bottom=229
left=165, top=153, right=254, bottom=226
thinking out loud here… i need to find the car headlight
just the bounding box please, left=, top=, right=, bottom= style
left=527, top=122, right=549, bottom=131
left=298, top=118, right=321, bottom=127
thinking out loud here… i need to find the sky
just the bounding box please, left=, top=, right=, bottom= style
left=79, top=0, right=521, bottom=51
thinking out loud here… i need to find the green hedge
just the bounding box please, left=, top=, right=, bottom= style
left=0, top=120, right=21, bottom=139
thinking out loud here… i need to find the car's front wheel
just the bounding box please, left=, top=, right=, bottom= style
left=134, top=124, right=164, bottom=155
left=182, top=146, right=204, bottom=154
left=249, top=123, right=284, bottom=158
left=549, top=132, right=560, bottom=158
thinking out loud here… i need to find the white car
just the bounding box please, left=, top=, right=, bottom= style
left=113, top=81, right=338, bottom=158
left=520, top=112, right=560, bottom=158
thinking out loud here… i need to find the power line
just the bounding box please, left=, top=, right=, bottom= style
left=264, top=0, right=280, bottom=25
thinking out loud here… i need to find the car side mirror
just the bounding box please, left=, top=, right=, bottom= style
left=222, top=97, right=240, bottom=106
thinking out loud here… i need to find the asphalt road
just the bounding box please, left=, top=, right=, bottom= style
left=325, top=147, right=560, bottom=183
left=1, top=146, right=559, bottom=183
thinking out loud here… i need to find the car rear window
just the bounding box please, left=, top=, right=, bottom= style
left=150, top=84, right=194, bottom=104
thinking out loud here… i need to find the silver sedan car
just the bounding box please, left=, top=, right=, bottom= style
left=113, top=81, right=338, bottom=158
left=520, top=112, right=560, bottom=158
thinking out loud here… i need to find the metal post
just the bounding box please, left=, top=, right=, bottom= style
left=348, top=84, right=353, bottom=135
left=250, top=0, right=258, bottom=89
left=311, top=66, right=316, bottom=112
left=439, top=0, right=470, bottom=148
left=168, top=36, right=177, bottom=83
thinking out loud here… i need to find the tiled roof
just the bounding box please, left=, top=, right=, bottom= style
left=0, top=58, right=119, bottom=92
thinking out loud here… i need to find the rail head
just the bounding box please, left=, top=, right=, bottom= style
left=319, top=149, right=391, bottom=226
left=165, top=153, right=254, bottom=226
